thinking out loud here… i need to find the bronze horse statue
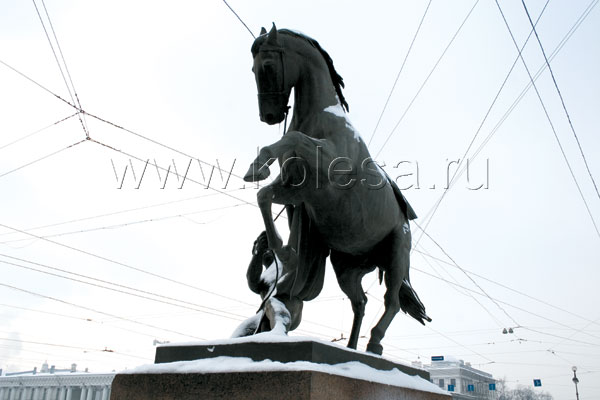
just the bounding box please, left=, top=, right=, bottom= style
left=243, top=24, right=431, bottom=355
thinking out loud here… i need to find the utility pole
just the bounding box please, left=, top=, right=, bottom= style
left=571, top=366, right=580, bottom=400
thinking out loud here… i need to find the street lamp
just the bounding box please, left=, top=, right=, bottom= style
left=572, top=366, right=579, bottom=400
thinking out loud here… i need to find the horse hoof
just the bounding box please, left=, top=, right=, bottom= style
left=366, top=342, right=383, bottom=355
left=244, top=162, right=270, bottom=182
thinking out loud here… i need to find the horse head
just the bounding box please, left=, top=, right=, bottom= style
left=251, top=24, right=349, bottom=126
left=251, top=24, right=294, bottom=125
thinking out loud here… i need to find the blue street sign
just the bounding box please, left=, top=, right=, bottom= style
left=534, top=379, right=542, bottom=387
left=431, top=356, right=444, bottom=361
left=489, top=383, right=496, bottom=391
left=448, top=385, right=455, bottom=392
left=467, top=384, right=475, bottom=392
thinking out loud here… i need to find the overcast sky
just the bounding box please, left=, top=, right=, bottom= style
left=1, top=0, right=599, bottom=398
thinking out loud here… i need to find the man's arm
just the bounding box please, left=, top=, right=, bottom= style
left=247, top=232, right=268, bottom=294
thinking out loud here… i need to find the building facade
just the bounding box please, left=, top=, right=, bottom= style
left=0, top=363, right=114, bottom=400
left=416, top=358, right=497, bottom=400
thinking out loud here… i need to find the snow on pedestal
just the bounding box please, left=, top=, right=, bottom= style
left=110, top=334, right=449, bottom=399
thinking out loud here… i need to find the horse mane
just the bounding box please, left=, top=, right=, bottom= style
left=252, top=29, right=349, bottom=112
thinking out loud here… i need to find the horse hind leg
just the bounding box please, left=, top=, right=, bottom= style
left=366, top=274, right=402, bottom=355
left=331, top=252, right=371, bottom=350
left=366, top=226, right=409, bottom=355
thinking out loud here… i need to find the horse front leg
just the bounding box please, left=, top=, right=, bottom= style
left=244, top=131, right=323, bottom=182
left=257, top=183, right=283, bottom=251
left=244, top=144, right=278, bottom=182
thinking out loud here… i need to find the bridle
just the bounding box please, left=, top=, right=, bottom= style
left=257, top=42, right=290, bottom=129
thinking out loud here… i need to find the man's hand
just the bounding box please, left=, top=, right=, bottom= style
left=252, top=231, right=269, bottom=256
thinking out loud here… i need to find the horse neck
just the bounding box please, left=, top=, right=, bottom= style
left=288, top=62, right=339, bottom=134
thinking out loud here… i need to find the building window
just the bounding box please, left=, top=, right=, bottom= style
left=451, top=378, right=456, bottom=386
left=439, top=379, right=444, bottom=388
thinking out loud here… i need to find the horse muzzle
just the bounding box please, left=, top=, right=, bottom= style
left=258, top=92, right=289, bottom=125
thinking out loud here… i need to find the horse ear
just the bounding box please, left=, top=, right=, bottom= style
left=260, top=27, right=267, bottom=35
left=266, top=22, right=279, bottom=45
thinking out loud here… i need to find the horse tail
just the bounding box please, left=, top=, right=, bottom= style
left=398, top=280, right=432, bottom=325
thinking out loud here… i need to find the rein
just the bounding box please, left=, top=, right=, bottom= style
left=261, top=40, right=289, bottom=224
left=251, top=37, right=291, bottom=334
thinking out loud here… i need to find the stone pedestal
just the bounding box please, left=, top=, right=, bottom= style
left=155, top=339, right=428, bottom=379
left=111, top=370, right=447, bottom=400
left=110, top=339, right=448, bottom=400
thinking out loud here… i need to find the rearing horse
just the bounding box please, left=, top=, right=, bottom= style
left=244, top=24, right=431, bottom=355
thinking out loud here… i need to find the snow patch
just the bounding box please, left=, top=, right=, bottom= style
left=266, top=297, right=290, bottom=334
left=123, top=356, right=447, bottom=395
left=402, top=222, right=410, bottom=234
left=162, top=333, right=364, bottom=349
left=324, top=100, right=361, bottom=142
left=260, top=254, right=284, bottom=287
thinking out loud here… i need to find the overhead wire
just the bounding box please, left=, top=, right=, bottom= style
left=494, top=0, right=600, bottom=239
left=0, top=139, right=86, bottom=180
left=0, top=337, right=148, bottom=361
left=426, top=325, right=495, bottom=363
left=415, top=248, right=506, bottom=328
left=31, top=0, right=88, bottom=138
left=0, top=188, right=244, bottom=240
left=0, top=57, right=254, bottom=191
left=0, top=303, right=163, bottom=340
left=548, top=315, right=600, bottom=353
left=520, top=327, right=600, bottom=348
left=423, top=0, right=598, bottom=209
left=413, top=0, right=550, bottom=246
left=412, top=266, right=600, bottom=344
left=363, top=0, right=549, bottom=334
left=0, top=221, right=255, bottom=308
left=88, top=138, right=263, bottom=213
left=403, top=6, right=600, bottom=355
left=412, top=247, right=600, bottom=328
left=221, top=0, right=255, bottom=39
left=367, top=0, right=434, bottom=147
left=0, top=303, right=92, bottom=322
left=414, top=1, right=599, bottom=264
left=460, top=0, right=596, bottom=185
left=0, top=282, right=204, bottom=340
left=84, top=113, right=248, bottom=184
left=414, top=221, right=521, bottom=327
left=0, top=256, right=249, bottom=322
left=368, top=232, right=512, bottom=338
left=0, top=58, right=77, bottom=109
left=373, top=0, right=480, bottom=159
left=0, top=202, right=247, bottom=245
left=0, top=217, right=341, bottom=335
left=0, top=343, right=84, bottom=361
left=0, top=113, right=77, bottom=151
left=521, top=0, right=600, bottom=201
left=39, top=0, right=89, bottom=137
